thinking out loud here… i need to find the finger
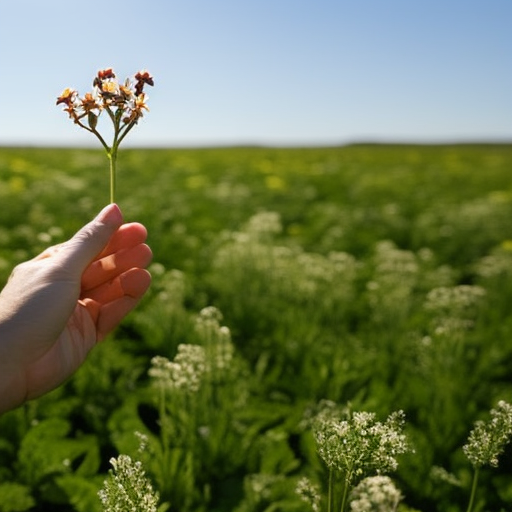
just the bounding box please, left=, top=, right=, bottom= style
left=31, top=205, right=125, bottom=264
left=78, top=298, right=102, bottom=325
left=82, top=268, right=152, bottom=305
left=81, top=243, right=153, bottom=291
left=60, top=204, right=124, bottom=273
left=79, top=269, right=151, bottom=341
left=97, top=294, right=147, bottom=341
left=95, top=223, right=148, bottom=259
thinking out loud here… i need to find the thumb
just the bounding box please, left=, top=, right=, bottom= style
left=61, top=204, right=124, bottom=272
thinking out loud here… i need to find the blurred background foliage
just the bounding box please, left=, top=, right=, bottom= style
left=0, top=144, right=512, bottom=511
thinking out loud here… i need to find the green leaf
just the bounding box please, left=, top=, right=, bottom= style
left=88, top=111, right=98, bottom=130
left=17, top=418, right=100, bottom=486
left=55, top=474, right=104, bottom=512
left=0, top=482, right=35, bottom=512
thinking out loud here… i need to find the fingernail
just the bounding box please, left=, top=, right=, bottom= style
left=96, top=203, right=123, bottom=225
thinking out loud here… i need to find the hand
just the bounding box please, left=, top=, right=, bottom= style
left=0, top=204, right=152, bottom=413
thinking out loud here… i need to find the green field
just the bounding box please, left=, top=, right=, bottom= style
left=1, top=144, right=512, bottom=512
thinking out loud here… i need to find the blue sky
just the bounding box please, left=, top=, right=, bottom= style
left=1, top=0, right=511, bottom=147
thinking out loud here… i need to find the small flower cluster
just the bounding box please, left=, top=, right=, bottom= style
left=372, top=240, right=419, bottom=278
left=195, top=307, right=234, bottom=374
left=422, top=284, right=487, bottom=340
left=424, top=285, right=486, bottom=320
left=57, top=68, right=153, bottom=129
left=474, top=251, right=512, bottom=279
left=349, top=476, right=402, bottom=512
left=429, top=465, right=462, bottom=487
left=463, top=400, right=512, bottom=468
left=149, top=344, right=206, bottom=394
left=98, top=454, right=159, bottom=512
left=244, top=211, right=283, bottom=239
left=295, top=477, right=321, bottom=512
left=244, top=473, right=284, bottom=503
left=135, top=431, right=149, bottom=455
left=313, top=404, right=410, bottom=478
left=213, top=212, right=359, bottom=306
left=56, top=68, right=154, bottom=203
left=365, top=240, right=419, bottom=319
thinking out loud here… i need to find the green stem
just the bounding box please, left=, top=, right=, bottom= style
left=75, top=119, right=110, bottom=153
left=466, top=467, right=480, bottom=512
left=339, top=471, right=351, bottom=512
left=159, top=385, right=171, bottom=495
left=108, top=150, right=117, bottom=204
left=117, top=120, right=137, bottom=146
left=105, top=105, right=117, bottom=124
left=327, top=469, right=333, bottom=512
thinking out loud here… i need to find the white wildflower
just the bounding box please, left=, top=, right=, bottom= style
left=313, top=405, right=410, bottom=479
left=463, top=400, right=512, bottom=468
left=430, top=465, right=462, bottom=487
left=98, top=454, right=159, bottom=512
left=424, top=285, right=486, bottom=318
left=296, top=476, right=321, bottom=512
left=245, top=211, right=282, bottom=238
left=149, top=344, right=206, bottom=394
left=349, top=475, right=402, bottom=512
left=195, top=307, right=235, bottom=375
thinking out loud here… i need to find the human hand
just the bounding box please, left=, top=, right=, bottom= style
left=0, top=204, right=152, bottom=413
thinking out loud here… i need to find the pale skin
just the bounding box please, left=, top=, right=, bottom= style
left=0, top=204, right=152, bottom=414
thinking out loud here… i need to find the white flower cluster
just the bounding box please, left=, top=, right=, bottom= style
left=474, top=248, right=512, bottom=279
left=424, top=285, right=487, bottom=338
left=365, top=240, right=419, bottom=318
left=149, top=344, right=206, bottom=394
left=429, top=465, right=462, bottom=487
left=463, top=400, right=512, bottom=468
left=424, top=285, right=486, bottom=318
left=295, top=476, right=321, bottom=512
left=349, top=475, right=402, bottom=512
left=135, top=431, right=149, bottom=454
left=155, top=267, right=186, bottom=305
left=313, top=405, right=410, bottom=478
left=373, top=240, right=419, bottom=278
left=213, top=213, right=359, bottom=305
left=244, top=211, right=283, bottom=239
left=195, top=307, right=234, bottom=371
left=98, top=454, right=159, bottom=512
left=245, top=473, right=283, bottom=502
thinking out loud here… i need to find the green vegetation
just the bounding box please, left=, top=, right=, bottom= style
left=1, top=144, right=512, bottom=511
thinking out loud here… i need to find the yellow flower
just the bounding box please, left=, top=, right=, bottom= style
left=135, top=93, right=149, bottom=112
left=119, top=84, right=133, bottom=99
left=101, top=80, right=119, bottom=95
left=56, top=88, right=76, bottom=106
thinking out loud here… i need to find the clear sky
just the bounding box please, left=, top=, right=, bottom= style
left=1, top=0, right=511, bottom=147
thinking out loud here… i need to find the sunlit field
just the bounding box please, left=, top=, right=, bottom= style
left=1, top=144, right=512, bottom=512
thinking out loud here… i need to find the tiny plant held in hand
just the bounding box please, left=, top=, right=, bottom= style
left=56, top=68, right=154, bottom=203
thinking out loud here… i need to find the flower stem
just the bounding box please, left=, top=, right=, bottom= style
left=158, top=385, right=172, bottom=498
left=327, top=470, right=333, bottom=512
left=108, top=150, right=116, bottom=204
left=466, top=467, right=480, bottom=512
left=117, top=120, right=137, bottom=147
left=339, top=472, right=351, bottom=512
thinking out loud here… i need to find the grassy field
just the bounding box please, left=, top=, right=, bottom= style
left=1, top=144, right=512, bottom=512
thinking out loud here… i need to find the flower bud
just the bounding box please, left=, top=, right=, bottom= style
left=88, top=111, right=98, bottom=130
